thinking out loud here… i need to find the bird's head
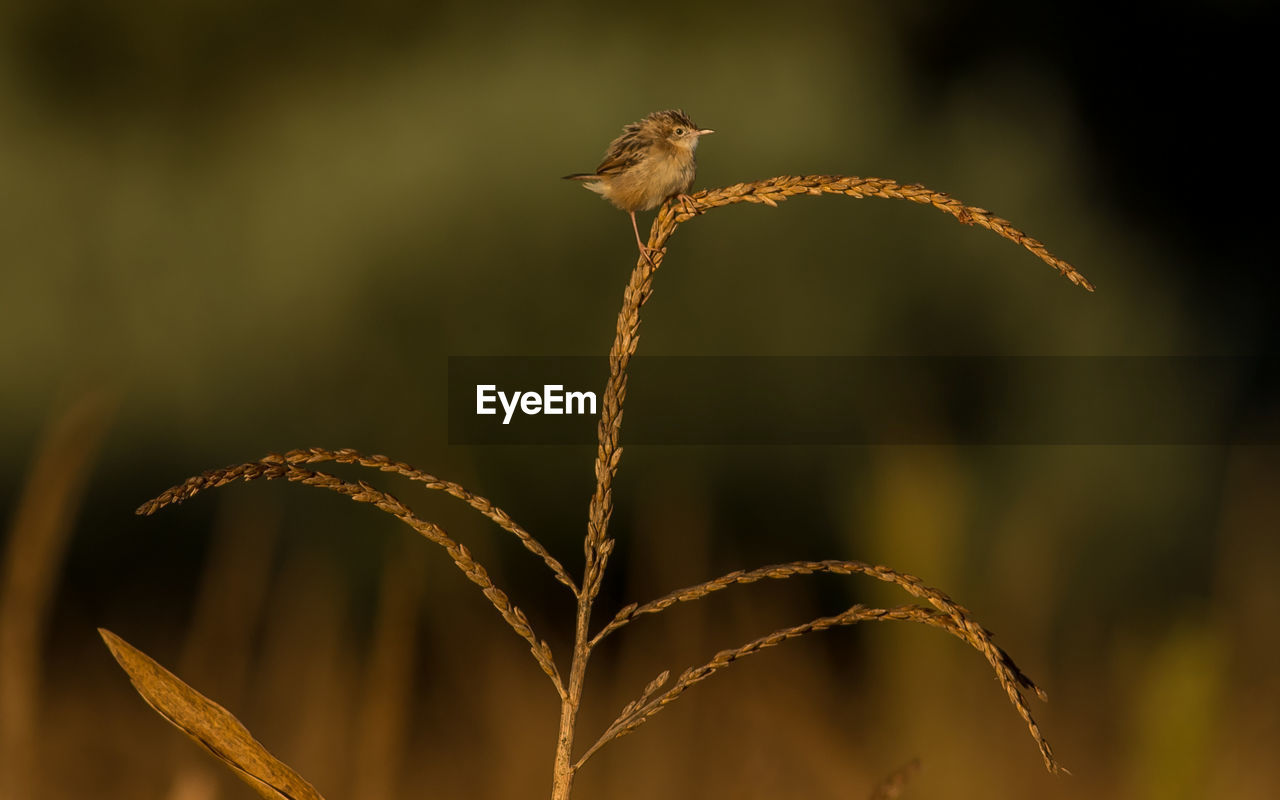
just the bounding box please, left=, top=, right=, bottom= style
left=648, top=109, right=714, bottom=151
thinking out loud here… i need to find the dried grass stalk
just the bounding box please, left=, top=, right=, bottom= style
left=119, top=172, right=1083, bottom=798
left=138, top=447, right=576, bottom=593
left=655, top=174, right=1094, bottom=291
left=549, top=179, right=1079, bottom=792
left=99, top=629, right=326, bottom=800
left=577, top=603, right=1060, bottom=774
left=138, top=458, right=563, bottom=694
left=584, top=559, right=1059, bottom=773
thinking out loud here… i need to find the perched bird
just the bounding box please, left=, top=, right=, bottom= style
left=564, top=109, right=714, bottom=263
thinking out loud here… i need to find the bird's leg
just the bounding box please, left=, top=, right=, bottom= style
left=675, top=193, right=700, bottom=216
left=630, top=210, right=658, bottom=266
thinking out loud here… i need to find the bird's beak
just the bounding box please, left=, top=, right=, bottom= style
left=699, top=128, right=715, bottom=135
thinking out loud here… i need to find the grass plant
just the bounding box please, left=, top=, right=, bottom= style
left=103, top=173, right=1090, bottom=798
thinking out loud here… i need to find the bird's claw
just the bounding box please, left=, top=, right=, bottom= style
left=674, top=193, right=700, bottom=216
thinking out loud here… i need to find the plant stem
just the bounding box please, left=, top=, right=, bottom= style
left=550, top=593, right=594, bottom=799
left=551, top=223, right=670, bottom=798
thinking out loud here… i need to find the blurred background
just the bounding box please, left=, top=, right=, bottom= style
left=1, top=1, right=1275, bottom=798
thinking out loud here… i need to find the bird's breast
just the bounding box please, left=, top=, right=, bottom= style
left=600, top=150, right=696, bottom=212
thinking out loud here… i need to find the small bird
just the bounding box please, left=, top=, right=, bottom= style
left=564, top=109, right=714, bottom=264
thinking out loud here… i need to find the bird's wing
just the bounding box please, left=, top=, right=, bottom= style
left=592, top=124, right=650, bottom=176
left=592, top=149, right=641, bottom=176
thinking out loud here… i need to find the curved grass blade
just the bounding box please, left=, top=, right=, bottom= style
left=99, top=628, right=326, bottom=800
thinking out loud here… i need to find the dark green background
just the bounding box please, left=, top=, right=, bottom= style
left=2, top=2, right=1274, bottom=798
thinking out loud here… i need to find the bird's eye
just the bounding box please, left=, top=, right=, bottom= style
left=674, top=128, right=685, bottom=135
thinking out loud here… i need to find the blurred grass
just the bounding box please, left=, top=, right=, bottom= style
left=2, top=0, right=1276, bottom=797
